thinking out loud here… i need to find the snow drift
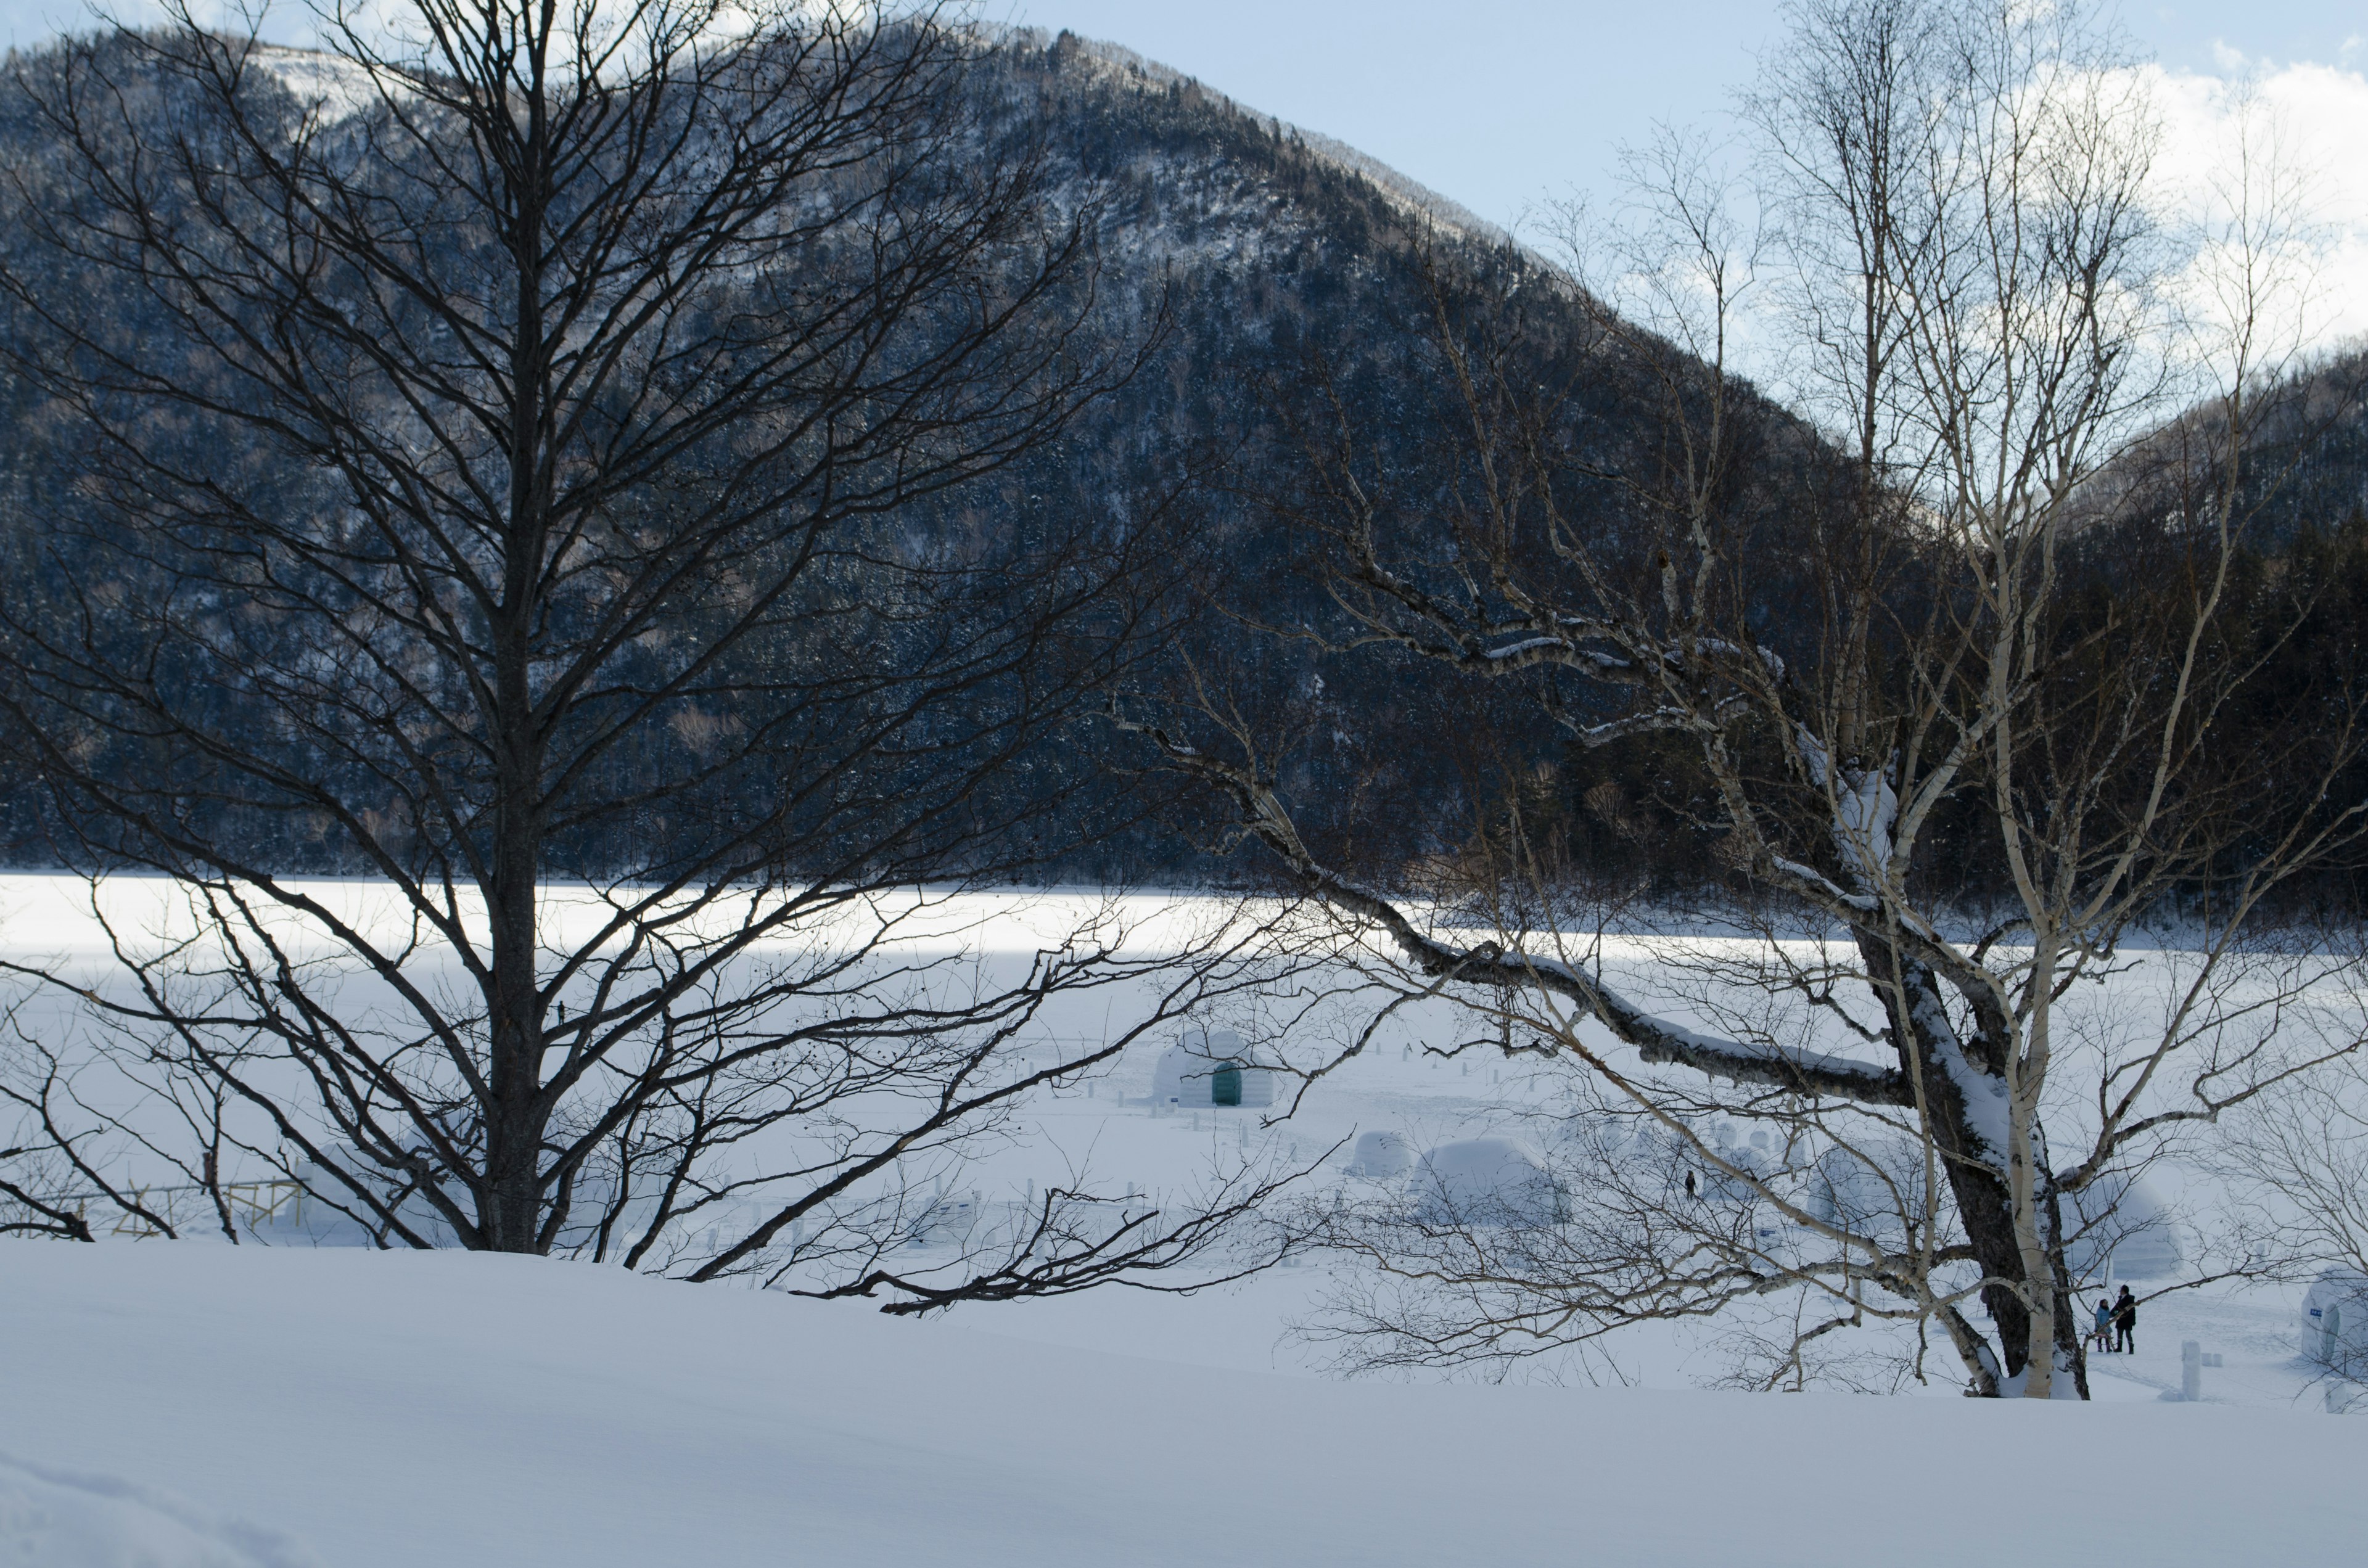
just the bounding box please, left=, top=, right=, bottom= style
left=6, top=1244, right=2364, bottom=1567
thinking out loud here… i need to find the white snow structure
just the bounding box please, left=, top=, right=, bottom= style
left=2302, top=1270, right=2368, bottom=1377
left=1343, top=1131, right=1416, bottom=1178
left=2066, top=1175, right=2182, bottom=1281
left=1149, top=1028, right=1275, bottom=1109
left=1806, top=1144, right=1893, bottom=1233
left=1801, top=1140, right=1934, bottom=1241
left=1413, top=1138, right=1566, bottom=1228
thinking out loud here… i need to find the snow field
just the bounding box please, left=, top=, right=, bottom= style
left=7, top=1243, right=2366, bottom=1568
left=0, top=1453, right=321, bottom=1568
left=9, top=873, right=2368, bottom=1563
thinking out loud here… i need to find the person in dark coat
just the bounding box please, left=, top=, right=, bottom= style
left=2113, top=1286, right=2137, bottom=1354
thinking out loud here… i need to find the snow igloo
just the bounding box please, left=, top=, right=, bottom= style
left=1801, top=1141, right=1934, bottom=1238
left=1150, top=1028, right=1275, bottom=1108
left=1343, top=1130, right=1417, bottom=1178
left=2065, top=1174, right=2182, bottom=1281
left=2303, top=1270, right=2368, bottom=1376
left=1413, top=1138, right=1566, bottom=1228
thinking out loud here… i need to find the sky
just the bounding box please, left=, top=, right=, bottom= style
left=1013, top=2, right=2367, bottom=228
left=1011, top=1, right=2368, bottom=349
left=3, top=0, right=2363, bottom=342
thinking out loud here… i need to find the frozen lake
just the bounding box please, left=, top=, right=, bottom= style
left=5, top=869, right=2363, bottom=1567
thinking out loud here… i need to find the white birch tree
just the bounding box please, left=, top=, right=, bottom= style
left=1140, top=0, right=2368, bottom=1396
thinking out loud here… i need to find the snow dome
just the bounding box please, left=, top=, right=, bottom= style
left=1150, top=1027, right=1275, bottom=1108
left=1802, top=1141, right=1931, bottom=1238
left=1807, top=1144, right=1894, bottom=1232
left=1344, top=1130, right=1416, bottom=1178
left=2065, top=1174, right=2182, bottom=1281
left=2302, top=1270, right=2368, bottom=1376
left=1413, top=1138, right=1566, bottom=1228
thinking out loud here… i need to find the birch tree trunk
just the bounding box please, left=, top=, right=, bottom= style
left=1139, top=0, right=2367, bottom=1395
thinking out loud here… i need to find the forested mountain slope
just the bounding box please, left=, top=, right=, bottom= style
left=0, top=22, right=1725, bottom=881
left=0, top=23, right=2356, bottom=892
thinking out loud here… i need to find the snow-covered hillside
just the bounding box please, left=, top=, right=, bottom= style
left=6, top=1243, right=2364, bottom=1568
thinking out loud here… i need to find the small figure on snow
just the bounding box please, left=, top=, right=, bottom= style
left=2113, top=1286, right=2138, bottom=1355
left=2090, top=1295, right=2115, bottom=1355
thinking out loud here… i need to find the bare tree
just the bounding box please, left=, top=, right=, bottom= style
left=1139, top=0, right=2368, bottom=1395
left=0, top=1025, right=107, bottom=1241
left=0, top=0, right=1301, bottom=1301
left=2211, top=1051, right=2368, bottom=1388
left=0, top=995, right=230, bottom=1241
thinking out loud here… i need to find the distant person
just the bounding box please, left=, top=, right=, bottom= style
left=2090, top=1295, right=2115, bottom=1354
left=2114, top=1286, right=2137, bottom=1354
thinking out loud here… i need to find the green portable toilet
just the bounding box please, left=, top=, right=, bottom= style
left=1211, top=1061, right=1243, bottom=1107
left=1152, top=1032, right=1275, bottom=1107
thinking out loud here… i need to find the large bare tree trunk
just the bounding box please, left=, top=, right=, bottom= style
left=0, top=1, right=1307, bottom=1298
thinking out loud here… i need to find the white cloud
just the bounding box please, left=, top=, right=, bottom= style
left=2142, top=57, right=2368, bottom=359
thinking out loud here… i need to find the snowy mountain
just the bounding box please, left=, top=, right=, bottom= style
left=1030, top=30, right=1513, bottom=249
left=0, top=22, right=1644, bottom=880
left=2, top=22, right=2358, bottom=898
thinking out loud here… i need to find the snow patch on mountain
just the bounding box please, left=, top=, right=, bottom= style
left=1029, top=28, right=1512, bottom=251
left=249, top=44, right=397, bottom=123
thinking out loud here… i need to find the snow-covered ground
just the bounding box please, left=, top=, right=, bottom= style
left=6, top=1243, right=2366, bottom=1568
left=7, top=872, right=2368, bottom=1562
